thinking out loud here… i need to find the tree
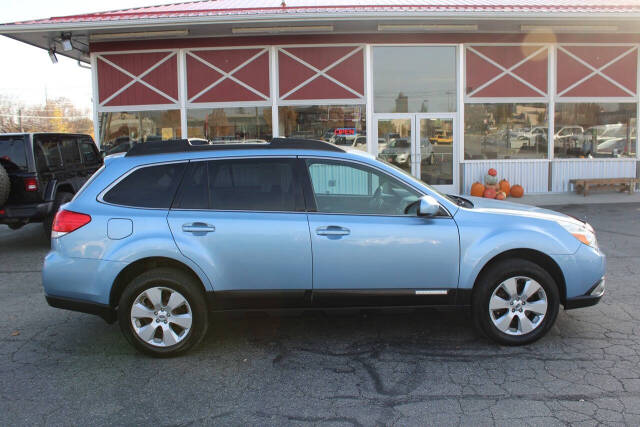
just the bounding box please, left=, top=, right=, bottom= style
left=0, top=96, right=93, bottom=136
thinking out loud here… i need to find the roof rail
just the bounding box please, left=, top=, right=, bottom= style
left=124, top=137, right=345, bottom=157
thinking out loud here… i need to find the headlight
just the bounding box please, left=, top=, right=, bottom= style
left=558, top=220, right=598, bottom=249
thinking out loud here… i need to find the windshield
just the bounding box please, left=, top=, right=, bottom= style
left=0, top=136, right=27, bottom=171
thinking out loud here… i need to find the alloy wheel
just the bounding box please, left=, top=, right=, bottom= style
left=489, top=276, right=548, bottom=336
left=130, top=286, right=193, bottom=347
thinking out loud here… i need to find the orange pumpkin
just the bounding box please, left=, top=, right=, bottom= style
left=510, top=184, right=524, bottom=198
left=483, top=187, right=497, bottom=199
left=496, top=191, right=507, bottom=200
left=470, top=182, right=485, bottom=197
left=499, top=179, right=510, bottom=195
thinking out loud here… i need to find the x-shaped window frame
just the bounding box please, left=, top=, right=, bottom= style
left=466, top=45, right=549, bottom=98
left=187, top=48, right=270, bottom=103
left=98, top=52, right=178, bottom=106
left=278, top=46, right=365, bottom=100
left=557, top=45, right=638, bottom=98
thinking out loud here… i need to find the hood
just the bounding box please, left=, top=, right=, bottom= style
left=460, top=196, right=584, bottom=226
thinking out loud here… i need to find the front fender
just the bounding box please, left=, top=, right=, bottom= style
left=455, top=209, right=580, bottom=290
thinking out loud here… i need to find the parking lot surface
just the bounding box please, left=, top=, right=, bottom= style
left=1, top=203, right=639, bottom=426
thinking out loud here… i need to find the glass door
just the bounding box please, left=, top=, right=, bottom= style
left=375, top=116, right=414, bottom=176
left=375, top=114, right=457, bottom=194
left=416, top=114, right=457, bottom=194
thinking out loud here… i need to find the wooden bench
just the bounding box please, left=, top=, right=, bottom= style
left=569, top=178, right=640, bottom=196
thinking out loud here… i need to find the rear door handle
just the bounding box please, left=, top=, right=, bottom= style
left=316, top=226, right=350, bottom=236
left=182, top=222, right=215, bottom=233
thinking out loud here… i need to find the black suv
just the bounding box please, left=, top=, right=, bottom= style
left=0, top=133, right=103, bottom=236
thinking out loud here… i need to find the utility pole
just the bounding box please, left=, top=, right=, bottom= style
left=18, top=108, right=23, bottom=132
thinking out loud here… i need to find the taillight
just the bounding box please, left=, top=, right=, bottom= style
left=51, top=210, right=91, bottom=238
left=24, top=177, right=38, bottom=192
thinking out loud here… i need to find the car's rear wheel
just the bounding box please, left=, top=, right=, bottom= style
left=43, top=191, right=73, bottom=237
left=472, top=259, right=559, bottom=346
left=0, top=163, right=9, bottom=207
left=118, top=268, right=208, bottom=357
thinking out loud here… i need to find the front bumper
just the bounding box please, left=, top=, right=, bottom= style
left=0, top=201, right=53, bottom=223
left=564, top=277, right=605, bottom=310
left=45, top=295, right=116, bottom=323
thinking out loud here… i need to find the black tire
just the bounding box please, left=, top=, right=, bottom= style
left=118, top=268, right=208, bottom=357
left=43, top=191, right=73, bottom=237
left=472, top=258, right=560, bottom=346
left=0, top=163, right=9, bottom=207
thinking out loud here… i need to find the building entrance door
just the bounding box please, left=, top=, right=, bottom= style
left=375, top=114, right=457, bottom=194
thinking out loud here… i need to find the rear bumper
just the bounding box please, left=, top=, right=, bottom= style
left=0, top=201, right=53, bottom=223
left=45, top=295, right=116, bottom=323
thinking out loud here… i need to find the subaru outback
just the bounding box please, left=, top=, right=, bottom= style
left=42, top=139, right=605, bottom=357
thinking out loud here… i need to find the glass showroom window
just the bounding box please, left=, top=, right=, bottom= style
left=373, top=46, right=457, bottom=113
left=99, top=110, right=181, bottom=155
left=554, top=103, right=637, bottom=158
left=187, top=107, right=272, bottom=143
left=464, top=103, right=548, bottom=160
left=278, top=105, right=367, bottom=151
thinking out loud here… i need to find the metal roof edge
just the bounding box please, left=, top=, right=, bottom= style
left=3, top=11, right=640, bottom=34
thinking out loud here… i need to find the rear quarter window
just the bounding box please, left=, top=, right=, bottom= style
left=0, top=136, right=27, bottom=171
left=102, top=162, right=186, bottom=208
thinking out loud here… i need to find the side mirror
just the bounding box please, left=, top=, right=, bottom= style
left=417, top=195, right=440, bottom=217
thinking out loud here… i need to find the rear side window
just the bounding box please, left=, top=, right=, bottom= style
left=0, top=136, right=27, bottom=171
left=173, top=159, right=303, bottom=212
left=103, top=162, right=186, bottom=208
left=34, top=136, right=63, bottom=170
left=60, top=137, right=81, bottom=166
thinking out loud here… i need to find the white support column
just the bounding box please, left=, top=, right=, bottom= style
left=636, top=43, right=640, bottom=160
left=548, top=45, right=555, bottom=162
left=548, top=45, right=556, bottom=192
left=457, top=44, right=465, bottom=193
left=270, top=46, right=279, bottom=138
left=90, top=53, right=101, bottom=148
left=365, top=44, right=376, bottom=156
left=178, top=49, right=188, bottom=139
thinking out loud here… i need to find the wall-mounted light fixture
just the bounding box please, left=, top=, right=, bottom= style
left=378, top=24, right=478, bottom=32
left=60, top=32, right=73, bottom=51
left=232, top=25, right=334, bottom=34
left=89, top=29, right=189, bottom=41
left=521, top=25, right=619, bottom=33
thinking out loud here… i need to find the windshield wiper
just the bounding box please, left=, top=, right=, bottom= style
left=447, top=194, right=474, bottom=208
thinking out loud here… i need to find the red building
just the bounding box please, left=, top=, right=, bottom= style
left=3, top=0, right=640, bottom=193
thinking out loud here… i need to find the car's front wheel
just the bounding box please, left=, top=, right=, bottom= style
left=118, top=268, right=208, bottom=357
left=472, top=259, right=560, bottom=345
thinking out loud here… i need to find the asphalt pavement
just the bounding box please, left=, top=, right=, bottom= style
left=1, top=203, right=639, bottom=426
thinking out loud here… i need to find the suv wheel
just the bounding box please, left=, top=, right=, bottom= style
left=0, top=163, right=9, bottom=207
left=43, top=191, right=73, bottom=237
left=118, top=268, right=208, bottom=357
left=472, top=259, right=559, bottom=346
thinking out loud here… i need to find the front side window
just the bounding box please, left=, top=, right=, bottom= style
left=174, top=159, right=303, bottom=212
left=103, top=163, right=186, bottom=208
left=79, top=140, right=100, bottom=166
left=306, top=160, right=420, bottom=216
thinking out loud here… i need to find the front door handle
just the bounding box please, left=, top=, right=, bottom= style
left=316, top=226, right=350, bottom=236
left=182, top=222, right=216, bottom=233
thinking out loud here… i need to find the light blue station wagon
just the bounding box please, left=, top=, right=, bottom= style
left=43, top=139, right=605, bottom=357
